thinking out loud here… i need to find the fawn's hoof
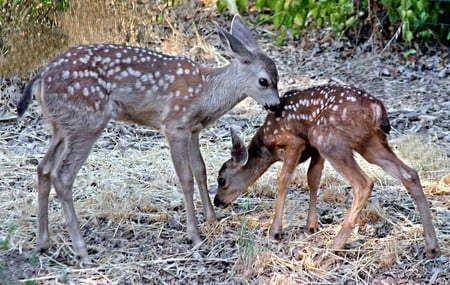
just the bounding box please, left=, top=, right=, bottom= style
left=269, top=226, right=283, bottom=241
left=306, top=226, right=319, bottom=234
left=427, top=246, right=441, bottom=259
left=78, top=256, right=95, bottom=268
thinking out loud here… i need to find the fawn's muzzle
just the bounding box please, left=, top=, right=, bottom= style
left=265, top=104, right=283, bottom=117
left=213, top=196, right=227, bottom=208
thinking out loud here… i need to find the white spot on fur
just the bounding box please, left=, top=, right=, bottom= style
left=62, top=71, right=70, bottom=79
left=400, top=167, right=412, bottom=181
left=342, top=107, right=348, bottom=120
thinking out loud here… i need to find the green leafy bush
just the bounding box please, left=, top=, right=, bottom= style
left=256, top=0, right=357, bottom=45
left=382, top=0, right=447, bottom=42
left=218, top=0, right=447, bottom=45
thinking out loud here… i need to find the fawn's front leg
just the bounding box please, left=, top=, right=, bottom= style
left=166, top=131, right=202, bottom=245
left=269, top=144, right=304, bottom=240
left=189, top=132, right=217, bottom=222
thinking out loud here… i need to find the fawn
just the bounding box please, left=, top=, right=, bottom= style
left=213, top=85, right=440, bottom=259
left=17, top=15, right=280, bottom=264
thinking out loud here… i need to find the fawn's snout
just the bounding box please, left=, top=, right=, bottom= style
left=213, top=195, right=227, bottom=208
left=264, top=102, right=283, bottom=116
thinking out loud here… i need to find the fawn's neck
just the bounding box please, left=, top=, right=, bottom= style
left=198, top=62, right=247, bottom=123
left=244, top=131, right=275, bottom=183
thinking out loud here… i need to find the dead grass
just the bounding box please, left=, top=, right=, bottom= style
left=0, top=0, right=217, bottom=76
left=2, top=95, right=448, bottom=283
left=0, top=1, right=449, bottom=284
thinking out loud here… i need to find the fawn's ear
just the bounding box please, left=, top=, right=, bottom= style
left=216, top=21, right=253, bottom=62
left=230, top=15, right=260, bottom=52
left=230, top=128, right=248, bottom=166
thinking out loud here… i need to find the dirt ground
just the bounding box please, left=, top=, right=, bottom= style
left=0, top=5, right=449, bottom=285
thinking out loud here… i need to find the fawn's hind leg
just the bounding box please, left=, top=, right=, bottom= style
left=361, top=137, right=440, bottom=258
left=305, top=152, right=325, bottom=233
left=323, top=148, right=374, bottom=251
left=37, top=130, right=64, bottom=252
left=49, top=131, right=100, bottom=264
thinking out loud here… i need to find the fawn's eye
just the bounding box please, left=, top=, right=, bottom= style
left=218, top=177, right=226, bottom=187
left=259, top=78, right=269, bottom=87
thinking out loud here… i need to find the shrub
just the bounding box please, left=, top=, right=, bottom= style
left=217, top=0, right=448, bottom=46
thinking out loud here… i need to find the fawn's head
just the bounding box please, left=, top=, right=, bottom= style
left=213, top=128, right=271, bottom=208
left=216, top=15, right=280, bottom=111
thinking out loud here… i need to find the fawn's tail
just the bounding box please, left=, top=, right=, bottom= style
left=372, top=101, right=391, bottom=134
left=17, top=75, right=40, bottom=117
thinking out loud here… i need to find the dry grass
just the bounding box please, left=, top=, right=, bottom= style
left=2, top=96, right=448, bottom=283
left=1, top=1, right=449, bottom=284
left=0, top=0, right=216, bottom=76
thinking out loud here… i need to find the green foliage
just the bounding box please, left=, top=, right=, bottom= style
left=237, top=198, right=255, bottom=264
left=383, top=0, right=445, bottom=42
left=217, top=0, right=447, bottom=45
left=0, top=0, right=69, bottom=28
left=255, top=0, right=357, bottom=45
left=28, top=254, right=39, bottom=266
left=217, top=0, right=248, bottom=13
left=0, top=238, right=9, bottom=250
left=256, top=0, right=355, bottom=31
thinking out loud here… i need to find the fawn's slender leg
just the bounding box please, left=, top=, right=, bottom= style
left=305, top=152, right=325, bottom=233
left=50, top=134, right=99, bottom=264
left=189, top=132, right=217, bottom=222
left=165, top=130, right=201, bottom=245
left=361, top=137, right=440, bottom=258
left=324, top=150, right=373, bottom=250
left=269, top=145, right=304, bottom=240
left=37, top=131, right=64, bottom=252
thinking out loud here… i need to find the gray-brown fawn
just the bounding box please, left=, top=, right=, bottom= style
left=213, top=85, right=440, bottom=259
left=17, top=15, right=280, bottom=264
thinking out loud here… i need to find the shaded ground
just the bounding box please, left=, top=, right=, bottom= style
left=1, top=6, right=449, bottom=285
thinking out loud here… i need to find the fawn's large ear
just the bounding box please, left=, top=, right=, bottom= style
left=216, top=21, right=253, bottom=62
left=230, top=128, right=248, bottom=166
left=230, top=15, right=260, bottom=51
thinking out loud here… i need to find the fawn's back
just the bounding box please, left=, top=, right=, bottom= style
left=263, top=84, right=391, bottom=153
left=32, top=44, right=207, bottom=130
left=26, top=42, right=280, bottom=135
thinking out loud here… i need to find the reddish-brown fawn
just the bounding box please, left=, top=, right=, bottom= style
left=213, top=85, right=440, bottom=259
left=17, top=15, right=280, bottom=265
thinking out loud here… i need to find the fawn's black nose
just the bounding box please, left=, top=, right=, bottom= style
left=213, top=196, right=226, bottom=208
left=265, top=104, right=282, bottom=117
